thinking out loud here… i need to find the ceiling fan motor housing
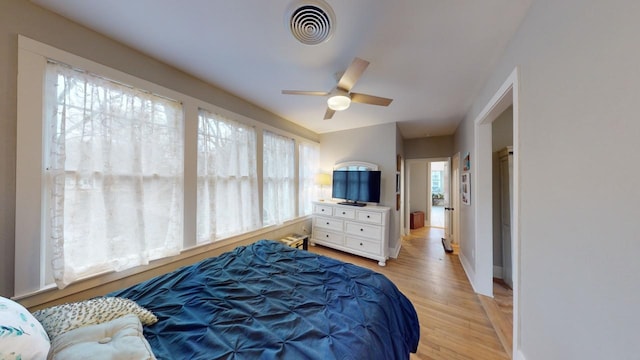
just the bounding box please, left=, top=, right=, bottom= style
left=286, top=0, right=335, bottom=45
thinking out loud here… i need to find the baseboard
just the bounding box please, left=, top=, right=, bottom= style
left=494, top=265, right=503, bottom=279
left=458, top=252, right=478, bottom=293
left=389, top=238, right=402, bottom=259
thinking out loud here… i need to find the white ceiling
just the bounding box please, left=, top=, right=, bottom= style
left=32, top=0, right=532, bottom=138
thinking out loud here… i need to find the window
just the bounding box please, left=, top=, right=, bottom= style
left=16, top=36, right=318, bottom=297
left=298, top=142, right=320, bottom=215
left=432, top=170, right=443, bottom=194
left=197, top=109, right=260, bottom=242
left=45, top=61, right=184, bottom=288
left=263, top=131, right=295, bottom=225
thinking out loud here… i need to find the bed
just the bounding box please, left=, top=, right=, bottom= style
left=26, top=240, right=419, bottom=360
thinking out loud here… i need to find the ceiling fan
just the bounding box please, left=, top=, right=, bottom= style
left=282, top=57, right=393, bottom=120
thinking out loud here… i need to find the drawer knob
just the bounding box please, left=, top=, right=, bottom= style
left=321, top=209, right=325, bottom=212
left=367, top=215, right=370, bottom=218
left=326, top=234, right=329, bottom=238
left=360, top=228, right=364, bottom=231
left=342, top=211, right=346, bottom=215
left=326, top=222, right=330, bottom=225
left=360, top=242, right=363, bottom=246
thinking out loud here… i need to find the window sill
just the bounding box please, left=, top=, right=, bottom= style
left=15, top=216, right=312, bottom=310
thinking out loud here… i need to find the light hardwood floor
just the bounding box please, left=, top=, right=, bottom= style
left=309, top=226, right=509, bottom=360
left=478, top=279, right=514, bottom=357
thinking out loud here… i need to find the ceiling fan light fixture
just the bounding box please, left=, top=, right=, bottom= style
left=327, top=94, right=351, bottom=111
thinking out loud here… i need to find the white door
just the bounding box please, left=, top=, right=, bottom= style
left=500, top=149, right=514, bottom=288
left=443, top=158, right=452, bottom=242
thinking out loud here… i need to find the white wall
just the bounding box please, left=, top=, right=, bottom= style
left=454, top=0, right=640, bottom=358
left=319, top=123, right=401, bottom=250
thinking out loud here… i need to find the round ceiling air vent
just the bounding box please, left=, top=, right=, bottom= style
left=286, top=0, right=335, bottom=45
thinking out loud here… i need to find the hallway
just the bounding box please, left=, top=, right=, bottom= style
left=311, top=226, right=508, bottom=359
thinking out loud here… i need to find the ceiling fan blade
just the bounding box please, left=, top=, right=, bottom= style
left=324, top=108, right=336, bottom=120
left=282, top=90, right=330, bottom=96
left=350, top=92, right=393, bottom=106
left=336, top=57, right=369, bottom=92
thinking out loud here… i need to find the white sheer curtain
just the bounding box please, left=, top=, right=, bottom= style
left=263, top=131, right=295, bottom=225
left=299, top=142, right=320, bottom=216
left=46, top=62, right=184, bottom=289
left=197, top=110, right=260, bottom=242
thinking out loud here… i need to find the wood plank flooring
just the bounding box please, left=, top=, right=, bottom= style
left=309, top=227, right=509, bottom=360
left=478, top=279, right=514, bottom=357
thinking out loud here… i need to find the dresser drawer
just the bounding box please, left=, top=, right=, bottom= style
left=333, top=207, right=356, bottom=219
left=313, top=216, right=344, bottom=232
left=345, top=222, right=382, bottom=241
left=313, top=204, right=333, bottom=216
left=346, top=237, right=381, bottom=255
left=356, top=210, right=383, bottom=225
left=313, top=229, right=344, bottom=245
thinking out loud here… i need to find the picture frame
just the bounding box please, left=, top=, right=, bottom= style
left=463, top=152, right=471, bottom=171
left=461, top=172, right=471, bottom=205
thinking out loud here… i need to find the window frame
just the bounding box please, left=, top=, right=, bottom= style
left=262, top=130, right=296, bottom=225
left=15, top=35, right=318, bottom=299
left=196, top=108, right=261, bottom=242
left=298, top=141, right=320, bottom=216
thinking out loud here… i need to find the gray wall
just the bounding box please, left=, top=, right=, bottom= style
left=454, top=0, right=640, bottom=358
left=407, top=161, right=428, bottom=226
left=404, top=135, right=454, bottom=159
left=0, top=0, right=318, bottom=297
left=319, top=123, right=401, bottom=250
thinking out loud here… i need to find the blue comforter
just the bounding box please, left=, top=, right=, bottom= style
left=110, top=240, right=420, bottom=359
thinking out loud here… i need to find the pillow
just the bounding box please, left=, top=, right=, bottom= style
left=0, top=296, right=51, bottom=360
left=48, top=314, right=156, bottom=360
left=33, top=297, right=157, bottom=340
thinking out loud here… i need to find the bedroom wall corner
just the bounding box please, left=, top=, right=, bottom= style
left=0, top=0, right=21, bottom=298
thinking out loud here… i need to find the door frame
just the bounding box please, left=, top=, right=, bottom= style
left=451, top=153, right=460, bottom=244
left=474, top=67, right=520, bottom=359
left=404, top=157, right=450, bottom=231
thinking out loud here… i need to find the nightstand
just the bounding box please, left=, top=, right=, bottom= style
left=278, top=234, right=309, bottom=250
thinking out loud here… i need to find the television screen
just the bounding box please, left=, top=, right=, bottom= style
left=332, top=170, right=381, bottom=204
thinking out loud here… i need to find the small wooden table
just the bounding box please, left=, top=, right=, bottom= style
left=278, top=234, right=309, bottom=250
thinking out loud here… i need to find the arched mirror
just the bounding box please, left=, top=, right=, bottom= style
left=334, top=161, right=378, bottom=171
left=331, top=161, right=381, bottom=206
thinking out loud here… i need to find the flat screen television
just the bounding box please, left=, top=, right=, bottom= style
left=331, top=170, right=381, bottom=206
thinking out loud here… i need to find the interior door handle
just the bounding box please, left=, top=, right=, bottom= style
left=445, top=207, right=454, bottom=211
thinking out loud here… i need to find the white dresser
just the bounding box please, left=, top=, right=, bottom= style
left=311, top=201, right=390, bottom=266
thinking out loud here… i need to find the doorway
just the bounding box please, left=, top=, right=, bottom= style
left=405, top=158, right=452, bottom=235
left=473, top=67, right=519, bottom=359
left=429, top=161, right=446, bottom=228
